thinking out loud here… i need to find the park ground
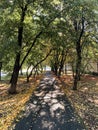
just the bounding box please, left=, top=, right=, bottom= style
left=0, top=73, right=98, bottom=130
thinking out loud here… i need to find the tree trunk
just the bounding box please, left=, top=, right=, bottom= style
left=27, top=68, right=33, bottom=83
left=9, top=54, right=20, bottom=93
left=54, top=63, right=58, bottom=76
left=65, top=64, right=67, bottom=74
left=73, top=16, right=84, bottom=90
left=58, top=60, right=64, bottom=78
left=9, top=5, right=27, bottom=94
left=27, top=76, right=30, bottom=83
left=0, top=62, right=2, bottom=81
left=73, top=41, right=82, bottom=90
left=73, top=75, right=78, bottom=90
left=58, top=50, right=67, bottom=77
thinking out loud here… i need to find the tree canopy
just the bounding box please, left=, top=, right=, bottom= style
left=0, top=0, right=97, bottom=93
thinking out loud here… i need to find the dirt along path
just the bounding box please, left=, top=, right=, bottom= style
left=11, top=71, right=86, bottom=130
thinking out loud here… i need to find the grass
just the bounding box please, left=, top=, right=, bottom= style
left=0, top=75, right=42, bottom=130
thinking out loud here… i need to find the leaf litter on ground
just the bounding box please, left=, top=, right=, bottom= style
left=0, top=75, right=43, bottom=130
left=57, top=74, right=98, bottom=130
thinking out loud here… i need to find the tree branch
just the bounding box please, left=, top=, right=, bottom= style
left=19, top=8, right=66, bottom=69
left=28, top=48, right=53, bottom=78
left=20, top=31, right=42, bottom=68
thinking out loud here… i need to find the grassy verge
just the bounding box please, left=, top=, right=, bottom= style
left=0, top=75, right=42, bottom=130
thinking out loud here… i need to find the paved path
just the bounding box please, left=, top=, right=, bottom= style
left=12, top=72, right=86, bottom=130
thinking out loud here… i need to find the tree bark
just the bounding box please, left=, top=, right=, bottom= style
left=9, top=5, right=27, bottom=94
left=73, top=40, right=82, bottom=90
left=9, top=54, right=20, bottom=93
left=0, top=62, right=2, bottom=81
left=58, top=50, right=67, bottom=77
left=73, top=16, right=84, bottom=90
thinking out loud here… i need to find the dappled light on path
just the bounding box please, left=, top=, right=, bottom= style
left=12, top=72, right=86, bottom=130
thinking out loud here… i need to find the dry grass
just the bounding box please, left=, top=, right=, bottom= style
left=58, top=74, right=98, bottom=130
left=0, top=75, right=42, bottom=130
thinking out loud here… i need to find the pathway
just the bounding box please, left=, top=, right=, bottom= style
left=12, top=71, right=86, bottom=130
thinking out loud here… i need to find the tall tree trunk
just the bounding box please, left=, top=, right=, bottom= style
left=54, top=63, right=58, bottom=76
left=58, top=58, right=64, bottom=77
left=9, top=5, right=27, bottom=94
left=58, top=50, right=67, bottom=77
left=73, top=41, right=82, bottom=90
left=73, top=16, right=84, bottom=90
left=9, top=54, right=20, bottom=93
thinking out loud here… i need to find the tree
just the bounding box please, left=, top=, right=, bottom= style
left=26, top=48, right=52, bottom=82
left=73, top=0, right=97, bottom=90
left=0, top=0, right=97, bottom=93
left=62, top=0, right=97, bottom=90
left=8, top=0, right=63, bottom=93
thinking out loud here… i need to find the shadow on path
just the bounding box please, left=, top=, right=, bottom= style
left=12, top=71, right=86, bottom=130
